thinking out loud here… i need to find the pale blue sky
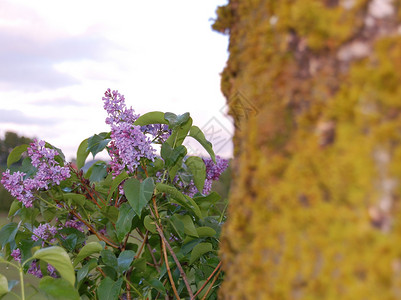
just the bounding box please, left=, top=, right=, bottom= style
left=0, top=0, right=233, bottom=160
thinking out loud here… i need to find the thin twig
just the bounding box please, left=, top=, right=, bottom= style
left=70, top=210, right=119, bottom=249
left=126, top=281, right=131, bottom=300
left=161, top=236, right=180, bottom=299
left=200, top=269, right=221, bottom=300
left=136, top=229, right=161, bottom=272
left=152, top=198, right=181, bottom=300
left=96, top=266, right=107, bottom=278
left=134, top=231, right=149, bottom=259
left=152, top=218, right=194, bottom=299
left=192, top=262, right=222, bottom=299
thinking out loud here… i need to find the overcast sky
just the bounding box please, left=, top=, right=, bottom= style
left=0, top=0, right=232, bottom=160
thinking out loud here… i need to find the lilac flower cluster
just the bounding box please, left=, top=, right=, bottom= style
left=103, top=89, right=139, bottom=125
left=27, top=140, right=71, bottom=187
left=1, top=171, right=35, bottom=207
left=64, top=219, right=85, bottom=232
left=199, top=156, right=229, bottom=195
left=29, top=261, right=57, bottom=278
left=178, top=156, right=229, bottom=197
left=32, top=223, right=58, bottom=244
left=203, top=156, right=229, bottom=181
left=1, top=140, right=70, bottom=207
left=141, top=124, right=172, bottom=143
left=103, top=89, right=156, bottom=175
left=11, top=249, right=21, bottom=263
left=11, top=248, right=57, bottom=278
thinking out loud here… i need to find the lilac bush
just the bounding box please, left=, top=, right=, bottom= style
left=0, top=89, right=229, bottom=300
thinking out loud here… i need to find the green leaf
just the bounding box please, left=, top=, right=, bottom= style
left=77, top=258, right=97, bottom=286
left=161, top=144, right=187, bottom=168
left=176, top=112, right=190, bottom=125
left=73, top=242, right=103, bottom=267
left=97, top=277, right=123, bottom=300
left=164, top=112, right=177, bottom=128
left=107, top=171, right=129, bottom=202
left=32, top=246, right=75, bottom=286
left=0, top=273, right=8, bottom=297
left=189, top=242, right=213, bottom=264
left=63, top=193, right=86, bottom=206
left=149, top=279, right=166, bottom=295
left=61, top=234, right=78, bottom=252
left=88, top=161, right=108, bottom=182
left=166, top=117, right=193, bottom=147
left=155, top=183, right=202, bottom=219
left=76, top=138, right=90, bottom=169
left=117, top=250, right=135, bottom=274
left=164, top=112, right=190, bottom=130
left=124, top=177, right=155, bottom=216
left=106, top=222, right=118, bottom=244
left=100, top=250, right=117, bottom=269
left=87, top=132, right=111, bottom=158
left=146, top=157, right=165, bottom=176
left=143, top=215, right=157, bottom=234
left=169, top=216, right=185, bottom=239
left=116, top=203, right=135, bottom=242
left=0, top=223, right=19, bottom=248
left=193, top=192, right=221, bottom=204
left=18, top=239, right=35, bottom=263
left=169, top=157, right=185, bottom=180
left=39, top=276, right=80, bottom=300
left=196, top=227, right=217, bottom=237
left=188, top=126, right=216, bottom=163
left=185, top=156, right=206, bottom=193
left=133, top=111, right=168, bottom=126
left=100, top=206, right=119, bottom=223
left=132, top=257, right=146, bottom=273
left=7, top=144, right=28, bottom=167
left=8, top=200, right=22, bottom=217
left=174, top=214, right=198, bottom=237
left=160, top=142, right=173, bottom=166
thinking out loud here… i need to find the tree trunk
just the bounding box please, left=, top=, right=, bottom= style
left=214, top=1, right=401, bottom=299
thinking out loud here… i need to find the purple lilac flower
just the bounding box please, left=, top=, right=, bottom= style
left=32, top=223, right=58, bottom=244
left=12, top=248, right=57, bottom=278
left=202, top=179, right=213, bottom=195
left=103, top=89, right=156, bottom=175
left=64, top=219, right=85, bottom=232
left=203, top=156, right=229, bottom=181
left=111, top=122, right=156, bottom=174
left=47, top=264, right=58, bottom=278
left=102, top=89, right=139, bottom=125
left=27, top=139, right=71, bottom=187
left=181, top=156, right=229, bottom=196
left=1, top=171, right=35, bottom=207
left=141, top=124, right=171, bottom=143
left=28, top=260, right=42, bottom=278
left=11, top=249, right=21, bottom=263
left=1, top=139, right=70, bottom=208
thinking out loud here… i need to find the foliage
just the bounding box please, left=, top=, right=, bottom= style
left=0, top=89, right=228, bottom=299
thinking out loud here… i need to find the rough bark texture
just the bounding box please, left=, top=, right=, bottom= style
left=214, top=0, right=401, bottom=299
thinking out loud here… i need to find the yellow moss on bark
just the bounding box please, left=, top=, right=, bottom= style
left=216, top=0, right=401, bottom=299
